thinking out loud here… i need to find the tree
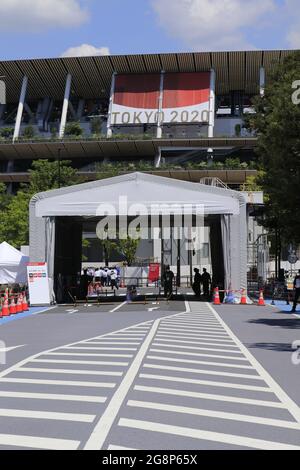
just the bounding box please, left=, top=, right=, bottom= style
left=0, top=189, right=31, bottom=248
left=245, top=51, right=300, bottom=245
left=29, top=159, right=83, bottom=193
left=0, top=160, right=83, bottom=248
left=117, top=236, right=140, bottom=266
left=0, top=183, right=12, bottom=212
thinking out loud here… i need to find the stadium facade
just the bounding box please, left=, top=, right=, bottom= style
left=0, top=49, right=297, bottom=284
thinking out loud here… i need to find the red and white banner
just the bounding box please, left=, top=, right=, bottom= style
left=110, top=72, right=210, bottom=125
left=148, top=263, right=160, bottom=282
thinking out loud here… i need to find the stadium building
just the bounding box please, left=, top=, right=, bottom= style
left=0, top=49, right=297, bottom=294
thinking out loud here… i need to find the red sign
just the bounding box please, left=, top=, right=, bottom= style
left=111, top=72, right=210, bottom=125
left=148, top=263, right=160, bottom=282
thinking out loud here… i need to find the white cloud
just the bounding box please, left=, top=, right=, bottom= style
left=61, top=44, right=110, bottom=57
left=0, top=0, right=88, bottom=32
left=151, top=0, right=276, bottom=51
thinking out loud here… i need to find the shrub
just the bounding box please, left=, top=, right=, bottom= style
left=64, top=122, right=83, bottom=137
left=23, top=125, right=35, bottom=139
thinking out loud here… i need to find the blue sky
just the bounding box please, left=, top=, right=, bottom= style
left=0, top=0, right=299, bottom=61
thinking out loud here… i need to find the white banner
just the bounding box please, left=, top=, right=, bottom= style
left=27, top=263, right=51, bottom=306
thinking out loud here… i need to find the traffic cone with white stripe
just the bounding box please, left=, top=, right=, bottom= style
left=16, top=294, right=23, bottom=313
left=258, top=289, right=265, bottom=306
left=2, top=297, right=10, bottom=316
left=213, top=287, right=221, bottom=305
left=22, top=292, right=29, bottom=311
left=240, top=289, right=247, bottom=305
left=9, top=296, right=17, bottom=315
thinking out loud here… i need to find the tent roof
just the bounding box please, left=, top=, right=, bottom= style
left=0, top=241, right=28, bottom=266
left=31, top=172, right=245, bottom=217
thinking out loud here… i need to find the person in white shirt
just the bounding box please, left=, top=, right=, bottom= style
left=102, top=267, right=108, bottom=286
left=292, top=270, right=300, bottom=312
left=110, top=268, right=118, bottom=290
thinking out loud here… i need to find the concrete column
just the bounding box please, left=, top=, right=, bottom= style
left=59, top=73, right=72, bottom=139
left=259, top=66, right=265, bottom=97
left=154, top=147, right=162, bottom=168
left=208, top=69, right=216, bottom=139
left=13, top=75, right=28, bottom=142
left=156, top=71, right=165, bottom=139
left=107, top=72, right=116, bottom=138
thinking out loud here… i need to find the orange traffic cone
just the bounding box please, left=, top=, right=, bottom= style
left=22, top=293, right=29, bottom=311
left=240, top=289, right=247, bottom=305
left=16, top=295, right=23, bottom=313
left=9, top=297, right=17, bottom=315
left=2, top=297, right=10, bottom=316
left=258, top=289, right=265, bottom=306
left=213, top=287, right=221, bottom=305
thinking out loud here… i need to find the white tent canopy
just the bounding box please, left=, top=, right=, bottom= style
left=0, top=242, right=29, bottom=284
left=33, top=172, right=240, bottom=217
left=29, top=172, right=247, bottom=292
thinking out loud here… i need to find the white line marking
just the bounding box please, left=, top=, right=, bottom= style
left=67, top=309, right=78, bottom=315
left=134, top=385, right=284, bottom=408
left=110, top=301, right=127, bottom=313
left=31, top=359, right=129, bottom=366
left=139, top=374, right=272, bottom=392
left=159, top=327, right=228, bottom=338
left=0, top=316, right=155, bottom=380
left=149, top=349, right=249, bottom=361
left=0, top=377, right=116, bottom=388
left=155, top=338, right=239, bottom=348
left=160, top=325, right=224, bottom=332
left=127, top=400, right=300, bottom=430
left=44, top=352, right=133, bottom=358
left=152, top=343, right=243, bottom=354
left=79, top=342, right=140, bottom=345
left=19, top=367, right=123, bottom=377
left=162, top=320, right=221, bottom=325
left=108, top=445, right=137, bottom=450
left=84, top=319, right=161, bottom=450
left=118, top=418, right=300, bottom=450
left=0, top=345, right=26, bottom=353
left=0, top=434, right=80, bottom=450
left=0, top=408, right=96, bottom=423
left=143, top=363, right=263, bottom=380
left=207, top=303, right=300, bottom=423
left=107, top=333, right=146, bottom=337
left=146, top=355, right=254, bottom=369
left=156, top=333, right=234, bottom=343
left=62, top=346, right=137, bottom=351
left=0, top=391, right=107, bottom=403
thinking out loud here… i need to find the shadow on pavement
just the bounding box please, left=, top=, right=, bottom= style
left=248, top=342, right=293, bottom=352
left=248, top=318, right=300, bottom=329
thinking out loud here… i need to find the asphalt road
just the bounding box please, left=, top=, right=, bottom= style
left=0, top=299, right=299, bottom=450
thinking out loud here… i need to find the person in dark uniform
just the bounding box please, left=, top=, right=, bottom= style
left=291, top=270, right=300, bottom=312
left=163, top=265, right=174, bottom=298
left=80, top=269, right=90, bottom=300
left=192, top=268, right=202, bottom=297
left=202, top=268, right=211, bottom=298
